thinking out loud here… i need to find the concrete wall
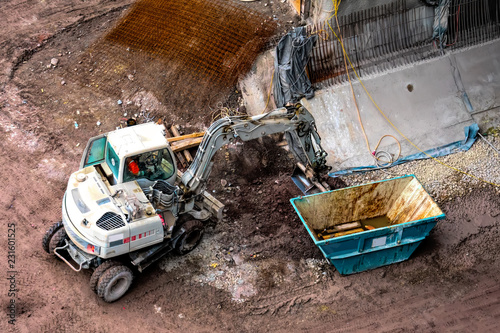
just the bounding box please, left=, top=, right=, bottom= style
left=310, top=0, right=423, bottom=23
left=239, top=39, right=500, bottom=172
left=454, top=41, right=500, bottom=130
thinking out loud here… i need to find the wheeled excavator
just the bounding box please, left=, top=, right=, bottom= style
left=42, top=103, right=329, bottom=302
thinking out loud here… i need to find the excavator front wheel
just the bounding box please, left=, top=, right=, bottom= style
left=90, top=260, right=122, bottom=294
left=42, top=221, right=67, bottom=255
left=97, top=265, right=134, bottom=303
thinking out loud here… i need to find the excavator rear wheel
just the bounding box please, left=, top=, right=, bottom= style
left=174, top=220, right=204, bottom=255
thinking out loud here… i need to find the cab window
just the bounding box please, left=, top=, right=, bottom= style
left=105, top=142, right=120, bottom=181
left=123, top=148, right=175, bottom=182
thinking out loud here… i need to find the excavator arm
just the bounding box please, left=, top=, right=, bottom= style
left=180, top=104, right=329, bottom=196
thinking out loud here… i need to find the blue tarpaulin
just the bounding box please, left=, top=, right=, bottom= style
left=329, top=123, right=479, bottom=177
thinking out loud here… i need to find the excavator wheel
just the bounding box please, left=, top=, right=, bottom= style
left=97, top=265, right=134, bottom=303
left=89, top=260, right=122, bottom=294
left=174, top=220, right=204, bottom=255
left=42, top=221, right=67, bottom=255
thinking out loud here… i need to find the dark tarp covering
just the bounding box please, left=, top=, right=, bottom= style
left=273, top=27, right=317, bottom=107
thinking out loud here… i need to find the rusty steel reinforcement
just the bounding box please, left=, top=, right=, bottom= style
left=306, top=0, right=500, bottom=88
left=105, top=0, right=276, bottom=82
left=68, top=0, right=276, bottom=108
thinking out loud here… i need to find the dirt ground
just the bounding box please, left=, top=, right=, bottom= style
left=1, top=1, right=500, bottom=332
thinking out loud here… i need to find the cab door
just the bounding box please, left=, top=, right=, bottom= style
left=80, top=134, right=107, bottom=169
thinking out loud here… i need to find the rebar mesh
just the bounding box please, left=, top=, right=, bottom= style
left=306, top=0, right=500, bottom=88
left=447, top=0, right=500, bottom=49
left=67, top=0, right=276, bottom=116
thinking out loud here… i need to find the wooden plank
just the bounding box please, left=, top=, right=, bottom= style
left=318, top=221, right=364, bottom=240
left=327, top=221, right=362, bottom=233
left=171, top=125, right=193, bottom=163
left=319, top=227, right=365, bottom=240
left=166, top=132, right=205, bottom=143
left=171, top=137, right=203, bottom=153
left=333, top=228, right=365, bottom=238
left=163, top=122, right=187, bottom=168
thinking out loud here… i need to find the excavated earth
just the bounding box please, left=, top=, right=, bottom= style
left=1, top=1, right=499, bottom=332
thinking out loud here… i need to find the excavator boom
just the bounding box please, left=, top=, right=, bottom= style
left=181, top=104, right=329, bottom=196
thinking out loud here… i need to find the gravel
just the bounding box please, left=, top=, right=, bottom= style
left=159, top=231, right=330, bottom=303
left=338, top=134, right=500, bottom=203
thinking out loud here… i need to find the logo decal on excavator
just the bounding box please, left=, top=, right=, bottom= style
left=115, top=230, right=155, bottom=246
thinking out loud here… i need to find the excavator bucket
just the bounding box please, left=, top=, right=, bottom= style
left=291, top=166, right=324, bottom=195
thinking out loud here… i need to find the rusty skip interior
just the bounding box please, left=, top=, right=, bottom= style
left=293, top=177, right=444, bottom=241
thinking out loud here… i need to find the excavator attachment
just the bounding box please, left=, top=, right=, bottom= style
left=291, top=163, right=329, bottom=195
left=181, top=103, right=330, bottom=196
left=291, top=167, right=318, bottom=194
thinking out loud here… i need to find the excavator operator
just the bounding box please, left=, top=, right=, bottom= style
left=126, top=157, right=143, bottom=177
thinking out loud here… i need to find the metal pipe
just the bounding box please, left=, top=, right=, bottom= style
left=478, top=132, right=500, bottom=155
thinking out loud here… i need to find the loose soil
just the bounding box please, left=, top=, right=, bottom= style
left=1, top=1, right=499, bottom=332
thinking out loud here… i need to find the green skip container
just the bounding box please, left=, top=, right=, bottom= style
left=290, top=175, right=445, bottom=274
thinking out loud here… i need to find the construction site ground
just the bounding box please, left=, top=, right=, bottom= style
left=1, top=1, right=500, bottom=332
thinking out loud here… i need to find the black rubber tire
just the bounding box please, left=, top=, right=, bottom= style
left=42, top=221, right=67, bottom=254
left=97, top=265, right=134, bottom=303
left=89, top=260, right=121, bottom=294
left=174, top=220, right=204, bottom=255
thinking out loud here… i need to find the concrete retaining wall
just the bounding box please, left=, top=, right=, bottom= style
left=240, top=39, right=500, bottom=172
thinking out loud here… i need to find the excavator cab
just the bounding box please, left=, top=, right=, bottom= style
left=123, top=148, right=176, bottom=182
left=79, top=123, right=178, bottom=187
